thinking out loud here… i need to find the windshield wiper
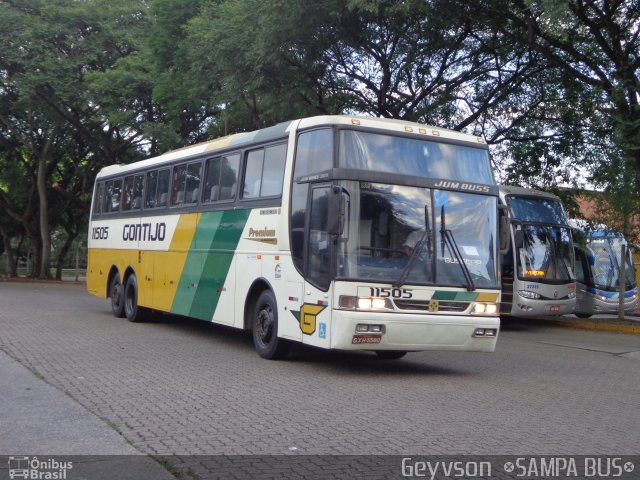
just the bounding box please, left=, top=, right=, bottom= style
left=440, top=206, right=475, bottom=292
left=394, top=205, right=430, bottom=288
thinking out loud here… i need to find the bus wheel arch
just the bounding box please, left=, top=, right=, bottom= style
left=244, top=279, right=290, bottom=359
left=243, top=279, right=273, bottom=331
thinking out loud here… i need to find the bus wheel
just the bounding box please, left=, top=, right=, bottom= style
left=375, top=351, right=407, bottom=360
left=252, top=290, right=290, bottom=360
left=575, top=313, right=592, bottom=319
left=123, top=274, right=149, bottom=323
left=110, top=272, right=125, bottom=318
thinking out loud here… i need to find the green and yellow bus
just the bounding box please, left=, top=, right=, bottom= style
left=87, top=116, right=501, bottom=359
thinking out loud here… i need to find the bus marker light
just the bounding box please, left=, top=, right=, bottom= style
left=351, top=119, right=361, bottom=125
left=339, top=295, right=357, bottom=309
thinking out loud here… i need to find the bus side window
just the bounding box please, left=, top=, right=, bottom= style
left=204, top=154, right=239, bottom=203
left=110, top=179, right=122, bottom=212
left=122, top=174, right=143, bottom=211
left=171, top=164, right=187, bottom=206
left=185, top=161, right=202, bottom=204
left=243, top=149, right=264, bottom=199
left=145, top=170, right=158, bottom=208
left=93, top=182, right=104, bottom=215
left=261, top=144, right=286, bottom=197
left=157, top=169, right=170, bottom=207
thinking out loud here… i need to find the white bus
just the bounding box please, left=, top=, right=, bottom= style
left=571, top=222, right=638, bottom=318
left=87, top=116, right=501, bottom=359
left=498, top=186, right=576, bottom=317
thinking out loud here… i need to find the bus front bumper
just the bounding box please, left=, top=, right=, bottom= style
left=331, top=311, right=499, bottom=352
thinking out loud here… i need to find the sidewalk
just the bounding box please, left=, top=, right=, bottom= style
left=532, top=309, right=640, bottom=335
left=0, top=350, right=175, bottom=479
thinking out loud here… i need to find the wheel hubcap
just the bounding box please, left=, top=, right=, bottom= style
left=256, top=305, right=274, bottom=344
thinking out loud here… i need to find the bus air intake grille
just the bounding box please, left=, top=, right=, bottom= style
left=393, top=300, right=470, bottom=312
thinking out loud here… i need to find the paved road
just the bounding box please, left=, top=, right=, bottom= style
left=1, top=282, right=639, bottom=477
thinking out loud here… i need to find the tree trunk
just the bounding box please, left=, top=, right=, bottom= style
left=37, top=151, right=52, bottom=279
left=0, top=228, right=17, bottom=277
left=55, top=230, right=77, bottom=280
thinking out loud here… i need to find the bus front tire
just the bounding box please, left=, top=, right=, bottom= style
left=252, top=290, right=290, bottom=360
left=575, top=313, right=592, bottom=319
left=375, top=350, right=407, bottom=360
left=124, top=274, right=149, bottom=323
left=110, top=272, right=125, bottom=318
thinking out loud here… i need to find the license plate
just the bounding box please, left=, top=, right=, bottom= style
left=549, top=305, right=561, bottom=313
left=352, top=335, right=382, bottom=344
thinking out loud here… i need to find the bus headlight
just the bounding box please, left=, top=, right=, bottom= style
left=339, top=296, right=393, bottom=311
left=568, top=291, right=576, bottom=299
left=472, top=302, right=498, bottom=314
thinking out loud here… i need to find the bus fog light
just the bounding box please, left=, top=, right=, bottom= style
left=356, top=324, right=369, bottom=333
left=473, top=328, right=485, bottom=337
left=369, top=324, right=383, bottom=333
left=485, top=329, right=497, bottom=337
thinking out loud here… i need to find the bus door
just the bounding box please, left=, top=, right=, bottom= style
left=300, top=185, right=333, bottom=348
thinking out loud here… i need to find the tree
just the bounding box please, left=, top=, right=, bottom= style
left=456, top=0, right=640, bottom=235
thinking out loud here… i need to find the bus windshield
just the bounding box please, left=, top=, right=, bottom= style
left=339, top=130, right=494, bottom=184
left=516, top=224, right=574, bottom=283
left=336, top=182, right=498, bottom=288
left=586, top=236, right=636, bottom=291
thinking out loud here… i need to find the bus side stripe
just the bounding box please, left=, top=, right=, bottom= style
left=170, top=212, right=223, bottom=316
left=188, top=209, right=251, bottom=320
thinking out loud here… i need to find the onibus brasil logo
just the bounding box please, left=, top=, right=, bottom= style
left=8, top=456, right=72, bottom=479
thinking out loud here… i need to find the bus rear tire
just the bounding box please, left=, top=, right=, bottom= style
left=124, top=274, right=149, bottom=323
left=110, top=272, right=126, bottom=318
left=375, top=351, right=407, bottom=360
left=252, top=290, right=290, bottom=360
left=575, top=313, right=592, bottom=319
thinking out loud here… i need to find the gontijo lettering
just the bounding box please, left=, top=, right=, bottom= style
left=122, top=222, right=166, bottom=241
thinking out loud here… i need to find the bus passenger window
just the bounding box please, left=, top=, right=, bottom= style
left=261, top=144, right=287, bottom=197
left=93, top=183, right=104, bottom=215
left=185, top=162, right=201, bottom=204
left=103, top=179, right=122, bottom=213
left=243, top=149, right=264, bottom=199
left=122, top=174, right=144, bottom=211
left=145, top=170, right=158, bottom=208
left=171, top=164, right=187, bottom=205
left=204, top=154, right=239, bottom=203
left=157, top=169, right=170, bottom=207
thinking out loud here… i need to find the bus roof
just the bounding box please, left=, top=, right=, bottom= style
left=498, top=185, right=561, bottom=202
left=96, top=115, right=488, bottom=179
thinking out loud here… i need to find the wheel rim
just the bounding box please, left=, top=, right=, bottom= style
left=112, top=281, right=122, bottom=309
left=256, top=303, right=274, bottom=346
